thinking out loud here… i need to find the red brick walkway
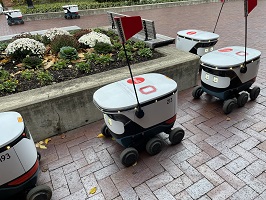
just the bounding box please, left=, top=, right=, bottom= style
left=3, top=1, right=266, bottom=199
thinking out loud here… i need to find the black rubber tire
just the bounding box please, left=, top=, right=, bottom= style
left=146, top=137, right=162, bottom=156
left=250, top=86, right=260, bottom=101
left=64, top=15, right=67, bottom=19
left=100, top=124, right=111, bottom=137
left=20, top=20, right=24, bottom=24
left=26, top=185, right=52, bottom=200
left=223, top=99, right=236, bottom=114
left=77, top=15, right=80, bottom=19
left=120, top=147, right=139, bottom=167
left=37, top=151, right=41, bottom=161
left=169, top=127, right=185, bottom=145
left=192, top=86, right=203, bottom=99
left=237, top=93, right=248, bottom=107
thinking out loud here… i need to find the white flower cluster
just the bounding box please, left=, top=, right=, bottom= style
left=78, top=31, right=112, bottom=47
left=5, top=38, right=46, bottom=56
left=43, top=28, right=71, bottom=41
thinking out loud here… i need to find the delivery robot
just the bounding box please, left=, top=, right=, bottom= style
left=0, top=111, right=52, bottom=200
left=93, top=73, right=185, bottom=167
left=62, top=5, right=80, bottom=19
left=3, top=10, right=24, bottom=26
left=176, top=29, right=219, bottom=56
left=192, top=46, right=261, bottom=114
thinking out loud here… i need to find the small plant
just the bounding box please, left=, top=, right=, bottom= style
left=112, top=42, right=122, bottom=50
left=117, top=50, right=133, bottom=61
left=95, top=54, right=113, bottom=66
left=59, top=46, right=79, bottom=60
left=21, top=69, right=34, bottom=80
left=22, top=56, right=43, bottom=69
left=0, top=42, right=8, bottom=52
left=50, top=35, right=79, bottom=54
left=5, top=38, right=46, bottom=61
left=94, top=42, right=113, bottom=54
left=137, top=48, right=153, bottom=58
left=84, top=52, right=99, bottom=62
left=75, top=62, right=91, bottom=73
left=0, top=70, right=10, bottom=81
left=133, top=41, right=146, bottom=49
left=78, top=31, right=112, bottom=48
left=52, top=60, right=68, bottom=70
left=0, top=79, right=19, bottom=92
left=36, top=70, right=53, bottom=85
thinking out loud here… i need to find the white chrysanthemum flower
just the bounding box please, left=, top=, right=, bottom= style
left=5, top=38, right=46, bottom=56
left=43, top=28, right=71, bottom=41
left=78, top=31, right=111, bottom=47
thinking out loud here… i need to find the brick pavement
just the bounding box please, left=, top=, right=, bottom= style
left=3, top=0, right=266, bottom=199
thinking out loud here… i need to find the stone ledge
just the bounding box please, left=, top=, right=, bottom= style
left=0, top=45, right=199, bottom=142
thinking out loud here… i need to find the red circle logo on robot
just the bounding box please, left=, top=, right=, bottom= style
left=127, top=77, right=145, bottom=84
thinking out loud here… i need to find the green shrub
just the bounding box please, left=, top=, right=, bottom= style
left=117, top=50, right=133, bottom=61
left=36, top=70, right=53, bottom=85
left=94, top=42, right=112, bottom=54
left=0, top=42, right=8, bottom=52
left=0, top=70, right=10, bottom=81
left=75, top=62, right=91, bottom=73
left=21, top=69, right=34, bottom=80
left=59, top=46, right=79, bottom=60
left=52, top=60, right=68, bottom=70
left=50, top=35, right=79, bottom=54
left=0, top=79, right=19, bottom=92
left=137, top=48, right=153, bottom=58
left=95, top=54, right=113, bottom=66
left=22, top=56, right=43, bottom=69
left=133, top=41, right=146, bottom=49
left=84, top=53, right=99, bottom=62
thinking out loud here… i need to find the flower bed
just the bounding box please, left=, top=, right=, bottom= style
left=0, top=28, right=162, bottom=97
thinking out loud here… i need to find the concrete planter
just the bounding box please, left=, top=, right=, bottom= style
left=0, top=46, right=199, bottom=142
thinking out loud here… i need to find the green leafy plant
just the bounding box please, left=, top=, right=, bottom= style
left=117, top=50, right=133, bottom=61
left=50, top=35, right=79, bottom=54
left=0, top=70, right=10, bottom=81
left=52, top=60, right=68, bottom=70
left=22, top=56, right=43, bottom=69
left=84, top=52, right=99, bottom=62
left=59, top=46, right=79, bottom=60
left=75, top=62, right=91, bottom=73
left=0, top=42, right=8, bottom=52
left=36, top=70, right=53, bottom=85
left=95, top=54, right=113, bottom=66
left=94, top=42, right=113, bottom=54
left=21, top=69, right=34, bottom=80
left=137, top=48, right=153, bottom=58
left=0, top=79, right=19, bottom=92
left=133, top=41, right=146, bottom=49
left=12, top=33, right=42, bottom=42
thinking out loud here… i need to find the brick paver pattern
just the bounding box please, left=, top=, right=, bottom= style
left=2, top=0, right=266, bottom=199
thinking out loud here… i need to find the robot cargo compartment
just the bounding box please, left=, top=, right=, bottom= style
left=200, top=46, right=261, bottom=68
left=93, top=73, right=177, bottom=111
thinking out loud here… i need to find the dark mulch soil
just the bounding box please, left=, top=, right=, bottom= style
left=0, top=50, right=163, bottom=97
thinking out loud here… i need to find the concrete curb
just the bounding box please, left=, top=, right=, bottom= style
left=22, top=0, right=219, bottom=21
left=0, top=45, right=199, bottom=142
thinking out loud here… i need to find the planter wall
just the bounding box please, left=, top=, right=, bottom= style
left=0, top=46, right=199, bottom=142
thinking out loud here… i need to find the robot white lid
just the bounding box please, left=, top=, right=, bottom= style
left=177, top=30, right=219, bottom=41
left=93, top=73, right=177, bottom=111
left=0, top=111, right=24, bottom=148
left=200, top=46, right=261, bottom=68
